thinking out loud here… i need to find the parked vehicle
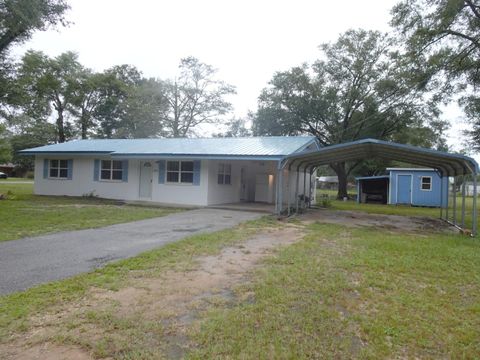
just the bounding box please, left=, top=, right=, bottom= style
left=0, top=172, right=7, bottom=179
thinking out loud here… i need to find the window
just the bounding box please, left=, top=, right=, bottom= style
left=49, top=160, right=68, bottom=179
left=421, top=176, right=432, bottom=191
left=101, top=160, right=123, bottom=181
left=218, top=163, right=231, bottom=185
left=166, top=161, right=194, bottom=184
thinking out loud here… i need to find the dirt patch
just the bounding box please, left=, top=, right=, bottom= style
left=1, top=343, right=91, bottom=360
left=1, top=226, right=304, bottom=359
left=301, top=209, right=456, bottom=234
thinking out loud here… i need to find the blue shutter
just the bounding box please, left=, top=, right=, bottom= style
left=93, top=159, right=100, bottom=181
left=158, top=160, right=165, bottom=184
left=193, top=160, right=201, bottom=186
left=43, top=159, right=49, bottom=179
left=122, top=160, right=128, bottom=182
left=67, top=159, right=73, bottom=180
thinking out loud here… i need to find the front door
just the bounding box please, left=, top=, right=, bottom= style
left=139, top=161, right=153, bottom=198
left=240, top=166, right=247, bottom=201
left=397, top=174, right=412, bottom=204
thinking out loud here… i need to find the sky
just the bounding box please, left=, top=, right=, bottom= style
left=12, top=0, right=472, bottom=155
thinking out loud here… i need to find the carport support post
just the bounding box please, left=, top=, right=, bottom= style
left=303, top=167, right=307, bottom=209
left=453, top=176, right=457, bottom=225
left=308, top=167, right=314, bottom=208
left=445, top=177, right=449, bottom=222
left=277, top=164, right=284, bottom=215
left=461, top=175, right=466, bottom=228
left=295, top=164, right=301, bottom=214
left=287, top=166, right=291, bottom=216
left=473, top=172, right=477, bottom=236
left=440, top=175, right=444, bottom=220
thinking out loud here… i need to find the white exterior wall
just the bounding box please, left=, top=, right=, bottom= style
left=152, top=159, right=208, bottom=206
left=34, top=157, right=285, bottom=207
left=206, top=159, right=278, bottom=205
left=34, top=156, right=140, bottom=201
left=34, top=157, right=209, bottom=206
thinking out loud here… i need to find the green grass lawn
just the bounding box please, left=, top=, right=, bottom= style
left=0, top=183, right=180, bottom=242
left=0, top=207, right=478, bottom=358
left=317, top=189, right=478, bottom=229
left=190, top=223, right=480, bottom=359
left=0, top=177, right=33, bottom=182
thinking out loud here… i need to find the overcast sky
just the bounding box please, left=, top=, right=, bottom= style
left=13, top=0, right=471, bottom=154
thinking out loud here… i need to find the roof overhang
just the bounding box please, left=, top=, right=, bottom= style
left=282, top=138, right=479, bottom=176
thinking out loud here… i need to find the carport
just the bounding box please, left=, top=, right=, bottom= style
left=275, top=138, right=479, bottom=236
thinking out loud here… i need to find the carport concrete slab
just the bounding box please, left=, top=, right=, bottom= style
left=0, top=209, right=264, bottom=295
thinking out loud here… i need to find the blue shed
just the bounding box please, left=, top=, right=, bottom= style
left=357, top=168, right=449, bottom=207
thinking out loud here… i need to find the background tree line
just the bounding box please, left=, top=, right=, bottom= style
left=1, top=0, right=479, bottom=199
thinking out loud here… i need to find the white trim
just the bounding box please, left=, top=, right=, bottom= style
left=387, top=167, right=434, bottom=171
left=420, top=176, right=433, bottom=191
left=396, top=173, right=413, bottom=204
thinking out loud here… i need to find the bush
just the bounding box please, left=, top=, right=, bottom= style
left=25, top=171, right=34, bottom=179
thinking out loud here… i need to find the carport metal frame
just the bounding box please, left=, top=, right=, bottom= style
left=274, top=138, right=479, bottom=236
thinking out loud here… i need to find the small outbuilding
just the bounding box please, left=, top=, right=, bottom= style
left=357, top=168, right=448, bottom=207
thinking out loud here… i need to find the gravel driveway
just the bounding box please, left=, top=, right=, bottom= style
left=0, top=209, right=263, bottom=295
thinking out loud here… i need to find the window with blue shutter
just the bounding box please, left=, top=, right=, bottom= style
left=67, top=160, right=73, bottom=180
left=158, top=160, right=166, bottom=184
left=45, top=159, right=73, bottom=180
left=43, top=159, right=49, bottom=179
left=122, top=160, right=128, bottom=182
left=93, top=159, right=100, bottom=181
left=193, top=160, right=201, bottom=185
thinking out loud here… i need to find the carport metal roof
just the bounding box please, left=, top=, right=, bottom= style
left=276, top=138, right=479, bottom=236
left=281, top=138, right=478, bottom=176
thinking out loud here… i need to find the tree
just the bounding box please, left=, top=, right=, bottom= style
left=15, top=50, right=82, bottom=142
left=391, top=0, right=480, bottom=148
left=0, top=0, right=70, bottom=115
left=0, top=0, right=69, bottom=55
left=213, top=117, right=252, bottom=137
left=253, top=29, right=442, bottom=198
left=160, top=57, right=236, bottom=137
left=8, top=115, right=56, bottom=169
left=92, top=65, right=167, bottom=139
left=0, top=122, right=12, bottom=163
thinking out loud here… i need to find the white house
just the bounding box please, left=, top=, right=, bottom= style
left=21, top=136, right=319, bottom=209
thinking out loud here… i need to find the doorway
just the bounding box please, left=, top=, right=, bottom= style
left=139, top=161, right=153, bottom=198
left=240, top=166, right=248, bottom=201
left=397, top=174, right=412, bottom=204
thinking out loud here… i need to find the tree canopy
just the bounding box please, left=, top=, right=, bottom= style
left=253, top=29, right=446, bottom=197
left=391, top=0, right=480, bottom=148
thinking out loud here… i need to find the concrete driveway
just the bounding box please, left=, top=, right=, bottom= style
left=0, top=209, right=264, bottom=295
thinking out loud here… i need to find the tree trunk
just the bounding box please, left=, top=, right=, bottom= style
left=81, top=115, right=88, bottom=139
left=56, top=109, right=66, bottom=143
left=330, top=162, right=349, bottom=199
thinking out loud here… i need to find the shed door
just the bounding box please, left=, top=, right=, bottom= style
left=397, top=174, right=412, bottom=204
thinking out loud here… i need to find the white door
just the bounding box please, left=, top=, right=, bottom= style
left=240, top=166, right=248, bottom=201
left=139, top=161, right=153, bottom=198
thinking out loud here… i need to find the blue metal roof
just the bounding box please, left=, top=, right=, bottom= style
left=355, top=175, right=390, bottom=181
left=283, top=138, right=479, bottom=176
left=20, top=136, right=317, bottom=158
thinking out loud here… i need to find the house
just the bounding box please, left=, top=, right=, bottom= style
left=316, top=176, right=338, bottom=190
left=356, top=168, right=448, bottom=207
left=20, top=136, right=319, bottom=208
